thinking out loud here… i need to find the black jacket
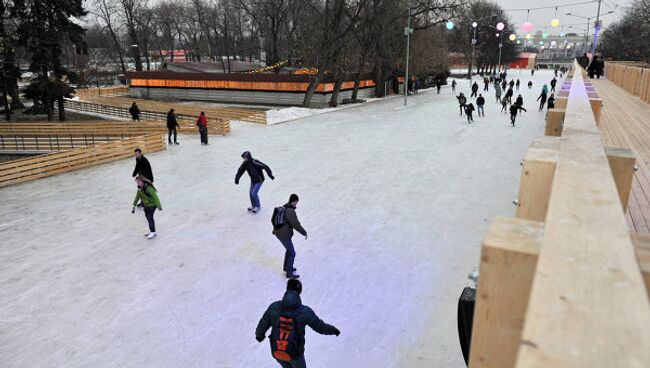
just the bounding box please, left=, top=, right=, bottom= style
left=129, top=105, right=140, bottom=118
left=273, top=203, right=307, bottom=240
left=516, top=96, right=524, bottom=105
left=166, top=112, right=179, bottom=129
left=133, top=156, right=153, bottom=182
left=547, top=97, right=555, bottom=109
left=476, top=96, right=485, bottom=106
left=256, top=291, right=339, bottom=356
left=235, top=159, right=273, bottom=184
left=471, top=83, right=478, bottom=92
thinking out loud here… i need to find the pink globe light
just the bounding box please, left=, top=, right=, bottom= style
left=496, top=22, right=505, bottom=31
left=522, top=22, right=533, bottom=33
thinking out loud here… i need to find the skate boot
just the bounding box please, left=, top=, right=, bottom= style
left=146, top=232, right=157, bottom=239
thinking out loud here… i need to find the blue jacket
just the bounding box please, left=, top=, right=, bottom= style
left=256, top=291, right=338, bottom=356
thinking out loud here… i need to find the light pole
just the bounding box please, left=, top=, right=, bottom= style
left=404, top=7, right=413, bottom=106
left=469, top=22, right=477, bottom=82
left=566, top=11, right=614, bottom=55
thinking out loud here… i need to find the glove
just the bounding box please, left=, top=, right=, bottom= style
left=131, top=207, right=135, bottom=214
left=256, top=335, right=265, bottom=342
left=269, top=175, right=275, bottom=180
left=333, top=328, right=341, bottom=336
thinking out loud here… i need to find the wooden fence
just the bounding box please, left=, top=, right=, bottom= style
left=468, top=62, right=650, bottom=368
left=84, top=96, right=268, bottom=124
left=61, top=100, right=231, bottom=135
left=74, top=86, right=129, bottom=99
left=0, top=134, right=166, bottom=188
left=604, top=62, right=650, bottom=103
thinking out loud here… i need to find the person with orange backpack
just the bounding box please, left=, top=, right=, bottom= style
left=256, top=279, right=340, bottom=368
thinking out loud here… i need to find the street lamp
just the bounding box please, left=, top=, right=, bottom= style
left=566, top=11, right=614, bottom=55
left=404, top=7, right=413, bottom=106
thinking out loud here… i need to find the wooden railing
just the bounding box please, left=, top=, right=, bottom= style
left=604, top=62, right=650, bottom=103
left=61, top=100, right=231, bottom=135
left=468, top=62, right=650, bottom=368
left=0, top=134, right=166, bottom=188
left=74, top=86, right=129, bottom=99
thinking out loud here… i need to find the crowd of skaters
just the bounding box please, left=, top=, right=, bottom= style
left=454, top=68, right=560, bottom=127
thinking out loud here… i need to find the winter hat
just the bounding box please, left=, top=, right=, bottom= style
left=241, top=151, right=251, bottom=159
left=289, top=194, right=299, bottom=203
left=287, top=279, right=302, bottom=294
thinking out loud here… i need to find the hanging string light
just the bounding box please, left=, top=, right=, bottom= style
left=522, top=9, right=533, bottom=33
left=509, top=34, right=517, bottom=41
left=551, top=4, right=560, bottom=27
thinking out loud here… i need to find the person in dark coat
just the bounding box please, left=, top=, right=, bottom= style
left=515, top=95, right=527, bottom=114
left=436, top=80, right=442, bottom=94
left=132, top=148, right=153, bottom=182
left=451, top=79, right=457, bottom=93
left=471, top=82, right=479, bottom=98
left=235, top=151, right=274, bottom=213
left=457, top=93, right=467, bottom=115
left=527, top=81, right=533, bottom=89
left=547, top=94, right=556, bottom=109
left=516, top=79, right=520, bottom=91
left=273, top=194, right=307, bottom=278
left=483, top=77, right=489, bottom=92
left=550, top=77, right=557, bottom=93
left=537, top=91, right=548, bottom=111
left=464, top=103, right=475, bottom=123
left=256, top=279, right=340, bottom=367
left=129, top=102, right=140, bottom=122
left=595, top=58, right=605, bottom=79
left=505, top=87, right=514, bottom=104
left=509, top=103, right=519, bottom=126
left=166, top=108, right=180, bottom=145
left=476, top=94, right=485, bottom=117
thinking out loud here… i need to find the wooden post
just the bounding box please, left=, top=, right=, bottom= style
left=605, top=147, right=636, bottom=211
left=469, top=216, right=544, bottom=368
left=545, top=109, right=565, bottom=137
left=633, top=235, right=650, bottom=300
left=589, top=98, right=603, bottom=126
left=555, top=97, right=568, bottom=109
left=515, top=137, right=560, bottom=222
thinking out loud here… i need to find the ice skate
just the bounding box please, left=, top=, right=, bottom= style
left=146, top=232, right=157, bottom=239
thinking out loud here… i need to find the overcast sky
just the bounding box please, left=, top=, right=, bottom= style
left=496, top=0, right=631, bottom=35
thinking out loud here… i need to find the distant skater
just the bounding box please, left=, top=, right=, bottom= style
left=235, top=151, right=274, bottom=213
left=537, top=90, right=548, bottom=111
left=501, top=97, right=508, bottom=113
left=527, top=81, right=533, bottom=89
left=476, top=94, right=485, bottom=117
left=495, top=83, right=502, bottom=102
left=516, top=79, right=520, bottom=91
left=515, top=95, right=527, bottom=114
left=547, top=94, right=555, bottom=109
left=451, top=79, right=457, bottom=93
left=483, top=77, right=489, bottom=92
left=167, top=109, right=179, bottom=145
left=457, top=93, right=467, bottom=115
left=464, top=102, right=475, bottom=123
left=505, top=87, right=514, bottom=104
left=131, top=175, right=162, bottom=240
left=436, top=80, right=442, bottom=94
left=256, top=279, right=340, bottom=367
left=196, top=112, right=208, bottom=145
left=129, top=102, right=140, bottom=122
left=510, top=104, right=518, bottom=126
left=272, top=194, right=307, bottom=279
left=550, top=77, right=557, bottom=93
left=471, top=82, right=479, bottom=98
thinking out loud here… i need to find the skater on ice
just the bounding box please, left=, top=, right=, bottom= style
left=129, top=102, right=140, bottom=122
left=464, top=102, right=475, bottom=123
left=515, top=79, right=520, bottom=91
left=495, top=83, right=502, bottom=103
left=167, top=109, right=180, bottom=145
left=456, top=93, right=467, bottom=115
left=196, top=112, right=209, bottom=145
left=476, top=94, right=485, bottom=117
left=537, top=89, right=548, bottom=111
left=550, top=77, right=557, bottom=93
left=235, top=151, right=274, bottom=213
left=471, top=82, right=479, bottom=98
left=255, top=279, right=340, bottom=368
left=272, top=194, right=307, bottom=279
left=132, top=148, right=154, bottom=183
left=131, top=175, right=162, bottom=239
left=509, top=103, right=519, bottom=126
left=451, top=79, right=457, bottom=93
left=527, top=81, right=533, bottom=89
left=547, top=94, right=556, bottom=109
left=515, top=95, right=527, bottom=114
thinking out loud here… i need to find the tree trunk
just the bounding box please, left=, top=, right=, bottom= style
left=329, top=78, right=344, bottom=107
left=57, top=97, right=65, bottom=121
left=302, top=71, right=325, bottom=107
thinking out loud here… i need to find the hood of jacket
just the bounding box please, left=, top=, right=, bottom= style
left=280, top=291, right=302, bottom=311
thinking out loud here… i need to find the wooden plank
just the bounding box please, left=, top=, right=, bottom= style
left=632, top=235, right=650, bottom=300
left=470, top=216, right=544, bottom=368
left=515, top=137, right=559, bottom=222
left=545, top=109, right=565, bottom=137
left=515, top=62, right=650, bottom=368
left=605, top=147, right=636, bottom=211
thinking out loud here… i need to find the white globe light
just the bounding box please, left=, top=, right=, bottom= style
left=551, top=41, right=557, bottom=47
left=472, top=22, right=478, bottom=28
left=509, top=34, right=517, bottom=41
left=496, top=22, right=505, bottom=31
left=446, top=21, right=454, bottom=30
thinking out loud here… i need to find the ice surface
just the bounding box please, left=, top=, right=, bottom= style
left=0, top=71, right=558, bottom=367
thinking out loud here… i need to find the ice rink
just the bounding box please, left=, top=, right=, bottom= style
left=0, top=71, right=558, bottom=367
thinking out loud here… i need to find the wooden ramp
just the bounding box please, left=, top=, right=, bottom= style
left=593, top=78, right=650, bottom=235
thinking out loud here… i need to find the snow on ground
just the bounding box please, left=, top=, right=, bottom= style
left=0, top=71, right=560, bottom=368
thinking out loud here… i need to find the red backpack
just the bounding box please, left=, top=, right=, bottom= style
left=270, top=307, right=303, bottom=362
